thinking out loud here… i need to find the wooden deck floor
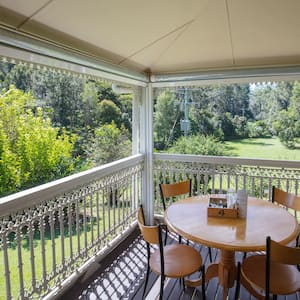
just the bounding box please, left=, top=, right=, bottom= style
left=61, top=227, right=300, bottom=300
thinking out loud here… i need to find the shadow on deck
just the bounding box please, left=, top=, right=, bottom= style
left=60, top=227, right=300, bottom=300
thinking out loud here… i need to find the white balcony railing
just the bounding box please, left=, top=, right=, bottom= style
left=1, top=152, right=300, bottom=299
left=153, top=153, right=300, bottom=214
left=0, top=154, right=144, bottom=300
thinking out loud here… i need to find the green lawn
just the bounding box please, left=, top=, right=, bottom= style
left=0, top=203, right=133, bottom=299
left=224, top=137, right=300, bottom=160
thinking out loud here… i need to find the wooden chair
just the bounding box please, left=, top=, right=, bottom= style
left=137, top=205, right=206, bottom=300
left=159, top=179, right=192, bottom=211
left=272, top=186, right=300, bottom=246
left=159, top=179, right=213, bottom=262
left=235, top=236, right=300, bottom=300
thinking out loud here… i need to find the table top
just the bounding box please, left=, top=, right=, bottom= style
left=164, top=195, right=300, bottom=252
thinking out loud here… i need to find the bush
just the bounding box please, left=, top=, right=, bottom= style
left=248, top=120, right=271, bottom=138
left=85, top=122, right=131, bottom=165
left=0, top=87, right=76, bottom=195
left=167, top=135, right=226, bottom=156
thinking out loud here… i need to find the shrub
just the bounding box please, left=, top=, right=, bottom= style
left=167, top=135, right=226, bottom=156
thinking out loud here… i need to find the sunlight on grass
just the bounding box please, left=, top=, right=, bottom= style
left=224, top=137, right=300, bottom=160
left=0, top=204, right=133, bottom=299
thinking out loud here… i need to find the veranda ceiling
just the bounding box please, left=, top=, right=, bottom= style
left=0, top=0, right=300, bottom=77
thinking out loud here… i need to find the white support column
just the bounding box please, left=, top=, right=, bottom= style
left=140, top=83, right=154, bottom=225
left=132, top=87, right=141, bottom=155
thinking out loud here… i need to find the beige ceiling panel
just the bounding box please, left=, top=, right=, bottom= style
left=1, top=0, right=300, bottom=74
left=20, top=0, right=210, bottom=61
left=23, top=19, right=127, bottom=65
left=228, top=0, right=300, bottom=66
left=0, top=0, right=50, bottom=17
left=0, top=6, right=27, bottom=28
left=149, top=0, right=233, bottom=73
left=120, top=25, right=187, bottom=72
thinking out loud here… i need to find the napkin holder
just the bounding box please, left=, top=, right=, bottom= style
left=207, top=196, right=239, bottom=218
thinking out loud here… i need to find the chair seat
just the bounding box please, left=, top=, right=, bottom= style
left=242, top=254, right=300, bottom=296
left=150, top=244, right=202, bottom=278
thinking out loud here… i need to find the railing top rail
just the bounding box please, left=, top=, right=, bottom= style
left=0, top=154, right=144, bottom=217
left=154, top=153, right=300, bottom=169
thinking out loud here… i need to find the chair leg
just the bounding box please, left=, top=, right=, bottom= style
left=272, top=295, right=278, bottom=300
left=159, top=275, right=165, bottom=300
left=181, top=277, right=186, bottom=290
left=142, top=263, right=150, bottom=299
left=164, top=228, right=168, bottom=245
left=179, top=234, right=182, bottom=244
left=234, top=262, right=241, bottom=300
left=243, top=252, right=247, bottom=259
left=208, top=247, right=212, bottom=263
left=201, top=264, right=206, bottom=300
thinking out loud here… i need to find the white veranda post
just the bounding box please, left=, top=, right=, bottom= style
left=138, top=83, right=154, bottom=225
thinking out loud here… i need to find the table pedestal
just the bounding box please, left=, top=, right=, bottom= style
left=186, top=250, right=237, bottom=300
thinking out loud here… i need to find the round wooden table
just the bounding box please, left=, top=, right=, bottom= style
left=164, top=195, right=300, bottom=300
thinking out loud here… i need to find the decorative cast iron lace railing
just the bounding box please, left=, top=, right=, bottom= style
left=1, top=152, right=300, bottom=299
left=0, top=154, right=144, bottom=300
left=153, top=153, right=300, bottom=215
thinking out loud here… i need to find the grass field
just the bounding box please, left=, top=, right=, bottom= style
left=224, top=137, right=300, bottom=160
left=0, top=203, right=133, bottom=299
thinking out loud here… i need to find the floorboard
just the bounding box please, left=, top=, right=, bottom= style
left=60, top=227, right=300, bottom=300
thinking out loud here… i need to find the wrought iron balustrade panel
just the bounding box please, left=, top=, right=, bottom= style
left=0, top=159, right=143, bottom=300
left=153, top=155, right=300, bottom=214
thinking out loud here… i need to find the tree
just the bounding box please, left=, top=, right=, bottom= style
left=0, top=87, right=76, bottom=195
left=232, top=115, right=249, bottom=138
left=3, top=63, right=33, bottom=92
left=274, top=81, right=300, bottom=148
left=0, top=120, right=19, bottom=195
left=98, top=99, right=122, bottom=127
left=249, top=82, right=295, bottom=136
left=81, top=81, right=101, bottom=128
left=85, top=122, right=131, bottom=165
left=0, top=61, right=14, bottom=87
left=184, top=83, right=250, bottom=139
left=32, top=69, right=84, bottom=130
left=154, top=90, right=182, bottom=149
left=94, top=81, right=120, bottom=105
left=2, top=63, right=133, bottom=163
left=275, top=81, right=294, bottom=110
left=189, top=107, right=223, bottom=139
left=219, top=112, right=235, bottom=138
left=119, top=93, right=133, bottom=134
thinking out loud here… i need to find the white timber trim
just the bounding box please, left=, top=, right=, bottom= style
left=141, top=83, right=154, bottom=225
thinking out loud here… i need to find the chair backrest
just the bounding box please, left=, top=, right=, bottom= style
left=272, top=186, right=300, bottom=214
left=267, top=236, right=300, bottom=265
left=159, top=179, right=192, bottom=210
left=265, top=236, right=300, bottom=297
left=137, top=205, right=160, bottom=245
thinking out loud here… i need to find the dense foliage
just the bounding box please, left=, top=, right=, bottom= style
left=168, top=135, right=226, bottom=156
left=153, top=81, right=300, bottom=151
left=1, top=59, right=299, bottom=196
left=273, top=81, right=300, bottom=148
left=85, top=122, right=131, bottom=165
left=0, top=61, right=133, bottom=196
left=0, top=88, right=76, bottom=195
